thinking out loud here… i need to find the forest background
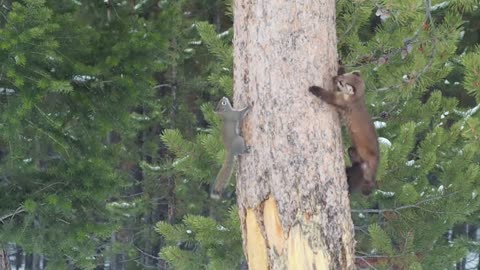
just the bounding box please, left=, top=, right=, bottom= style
left=0, top=0, right=480, bottom=269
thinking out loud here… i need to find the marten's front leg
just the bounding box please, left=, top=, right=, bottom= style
left=309, top=86, right=349, bottom=109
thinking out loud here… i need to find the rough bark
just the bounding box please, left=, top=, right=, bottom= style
left=0, top=249, right=10, bottom=270
left=233, top=0, right=355, bottom=269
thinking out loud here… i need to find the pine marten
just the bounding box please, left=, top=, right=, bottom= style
left=309, top=71, right=379, bottom=195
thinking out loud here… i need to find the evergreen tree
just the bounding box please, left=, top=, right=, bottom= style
left=0, top=0, right=237, bottom=268
left=156, top=12, right=241, bottom=268
left=337, top=0, right=480, bottom=268
left=109, top=1, right=230, bottom=268
left=160, top=20, right=235, bottom=215
left=0, top=0, right=170, bottom=268
left=108, top=0, right=236, bottom=268
left=156, top=208, right=243, bottom=270
left=2, top=0, right=478, bottom=268
left=158, top=0, right=480, bottom=269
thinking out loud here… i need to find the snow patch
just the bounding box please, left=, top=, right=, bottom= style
left=173, top=156, right=190, bottom=167
left=376, top=190, right=395, bottom=198
left=375, top=8, right=391, bottom=21
left=134, top=0, right=148, bottom=10
left=144, top=164, right=161, bottom=171
left=189, top=40, right=202, bottom=45
left=406, top=160, right=415, bottom=166
left=455, top=104, right=480, bottom=118
left=109, top=202, right=136, bottom=208
left=374, top=121, right=386, bottom=129
left=130, top=114, right=151, bottom=121
left=217, top=225, right=227, bottom=231
left=378, top=137, right=392, bottom=147
left=72, top=75, right=95, bottom=83
left=217, top=30, right=230, bottom=38
left=431, top=1, right=449, bottom=11
left=0, top=87, right=15, bottom=95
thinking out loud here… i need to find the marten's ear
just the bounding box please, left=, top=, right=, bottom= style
left=352, top=70, right=361, bottom=76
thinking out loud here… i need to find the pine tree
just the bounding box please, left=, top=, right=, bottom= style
left=160, top=19, right=235, bottom=209
left=0, top=0, right=242, bottom=268
left=108, top=1, right=231, bottom=268
left=158, top=0, right=480, bottom=269
left=120, top=1, right=238, bottom=268
left=337, top=0, right=480, bottom=268
left=156, top=11, right=243, bottom=268
left=0, top=0, right=171, bottom=268
left=156, top=208, right=244, bottom=270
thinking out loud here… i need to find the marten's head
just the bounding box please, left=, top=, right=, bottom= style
left=333, top=71, right=365, bottom=98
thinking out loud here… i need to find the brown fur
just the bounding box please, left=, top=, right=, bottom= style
left=309, top=72, right=379, bottom=195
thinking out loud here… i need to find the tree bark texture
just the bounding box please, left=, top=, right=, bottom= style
left=233, top=0, right=355, bottom=269
left=0, top=249, right=10, bottom=270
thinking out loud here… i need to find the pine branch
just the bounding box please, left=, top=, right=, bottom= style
left=0, top=206, right=25, bottom=224
left=134, top=244, right=161, bottom=260
left=153, top=84, right=173, bottom=89
left=351, top=192, right=459, bottom=215
left=375, top=32, right=438, bottom=92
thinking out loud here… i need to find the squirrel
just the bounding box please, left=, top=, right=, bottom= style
left=210, top=97, right=251, bottom=199
left=309, top=71, right=379, bottom=195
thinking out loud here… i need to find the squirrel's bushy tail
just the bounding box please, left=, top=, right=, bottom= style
left=210, top=152, right=235, bottom=199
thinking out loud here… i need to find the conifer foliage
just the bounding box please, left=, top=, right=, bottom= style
left=156, top=208, right=243, bottom=270
left=0, top=0, right=169, bottom=268
left=0, top=0, right=479, bottom=269
left=338, top=0, right=480, bottom=268
left=156, top=18, right=243, bottom=268
left=158, top=0, right=480, bottom=269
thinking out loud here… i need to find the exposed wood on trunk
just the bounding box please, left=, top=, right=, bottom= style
left=233, top=0, right=355, bottom=269
left=245, top=208, right=268, bottom=270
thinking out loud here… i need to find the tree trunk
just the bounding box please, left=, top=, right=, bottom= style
left=0, top=249, right=10, bottom=270
left=233, top=0, right=355, bottom=269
